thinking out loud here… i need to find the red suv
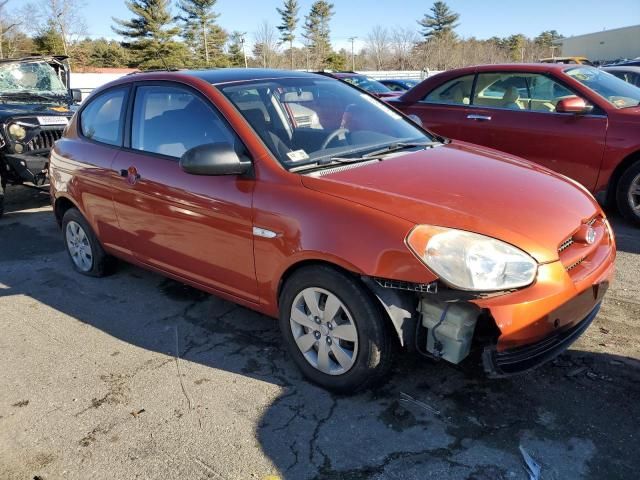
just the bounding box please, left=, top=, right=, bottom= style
left=391, top=64, right=640, bottom=224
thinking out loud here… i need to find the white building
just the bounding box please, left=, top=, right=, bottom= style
left=555, top=24, right=640, bottom=63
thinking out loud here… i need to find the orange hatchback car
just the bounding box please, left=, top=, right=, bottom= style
left=49, top=69, right=615, bottom=392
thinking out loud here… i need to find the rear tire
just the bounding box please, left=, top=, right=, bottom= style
left=279, top=265, right=396, bottom=393
left=0, top=184, right=4, bottom=218
left=62, top=208, right=114, bottom=277
left=616, top=160, right=640, bottom=225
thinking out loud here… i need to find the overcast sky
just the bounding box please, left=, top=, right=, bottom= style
left=76, top=0, right=640, bottom=51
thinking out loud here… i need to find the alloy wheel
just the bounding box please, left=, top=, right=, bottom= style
left=289, top=287, right=358, bottom=375
left=65, top=220, right=93, bottom=272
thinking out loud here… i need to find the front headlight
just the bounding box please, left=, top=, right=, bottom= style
left=8, top=123, right=27, bottom=141
left=406, top=225, right=537, bottom=291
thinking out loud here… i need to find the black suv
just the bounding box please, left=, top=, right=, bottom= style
left=0, top=56, right=80, bottom=216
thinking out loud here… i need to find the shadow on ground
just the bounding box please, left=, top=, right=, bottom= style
left=1, top=208, right=639, bottom=479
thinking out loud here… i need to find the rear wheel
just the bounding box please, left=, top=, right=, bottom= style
left=62, top=208, right=114, bottom=277
left=0, top=183, right=4, bottom=218
left=279, top=265, right=395, bottom=393
left=616, top=160, right=640, bottom=225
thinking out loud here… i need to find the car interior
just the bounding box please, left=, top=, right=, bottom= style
left=222, top=79, right=423, bottom=167
left=425, top=73, right=579, bottom=112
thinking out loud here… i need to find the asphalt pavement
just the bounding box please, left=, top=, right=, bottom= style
left=1, top=185, right=639, bottom=480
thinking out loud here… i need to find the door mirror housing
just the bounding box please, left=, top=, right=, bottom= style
left=556, top=96, right=593, bottom=114
left=180, top=142, right=252, bottom=176
left=71, top=88, right=83, bottom=103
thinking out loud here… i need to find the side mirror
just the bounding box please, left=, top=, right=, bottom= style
left=556, top=96, right=593, bottom=114
left=71, top=89, right=83, bottom=103
left=180, top=142, right=251, bottom=176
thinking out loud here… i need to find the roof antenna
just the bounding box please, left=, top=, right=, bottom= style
left=155, top=49, right=170, bottom=71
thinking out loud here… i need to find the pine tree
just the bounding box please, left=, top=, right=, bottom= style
left=276, top=0, right=299, bottom=69
left=176, top=0, right=227, bottom=67
left=418, top=1, right=460, bottom=40
left=302, top=1, right=333, bottom=69
left=112, top=0, right=187, bottom=69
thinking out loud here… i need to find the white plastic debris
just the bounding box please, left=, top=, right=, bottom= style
left=519, top=445, right=541, bottom=480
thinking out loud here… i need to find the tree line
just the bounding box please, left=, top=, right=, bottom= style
left=0, top=0, right=564, bottom=71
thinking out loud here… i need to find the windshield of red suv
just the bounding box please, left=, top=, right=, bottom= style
left=220, top=77, right=432, bottom=170
left=565, top=66, right=640, bottom=108
left=0, top=60, right=67, bottom=99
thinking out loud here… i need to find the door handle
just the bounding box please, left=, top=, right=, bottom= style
left=467, top=114, right=492, bottom=121
left=120, top=167, right=141, bottom=184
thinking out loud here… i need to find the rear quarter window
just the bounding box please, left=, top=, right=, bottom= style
left=79, top=88, right=127, bottom=146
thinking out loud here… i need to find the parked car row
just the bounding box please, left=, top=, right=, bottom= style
left=48, top=67, right=616, bottom=392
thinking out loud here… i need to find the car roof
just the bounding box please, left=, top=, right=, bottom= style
left=0, top=55, right=69, bottom=64
left=127, top=68, right=324, bottom=85
left=602, top=65, right=640, bottom=72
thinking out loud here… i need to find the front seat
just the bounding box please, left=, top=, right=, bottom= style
left=241, top=108, right=291, bottom=159
left=501, top=87, right=523, bottom=110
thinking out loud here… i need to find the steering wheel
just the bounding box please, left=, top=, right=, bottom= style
left=321, top=128, right=349, bottom=149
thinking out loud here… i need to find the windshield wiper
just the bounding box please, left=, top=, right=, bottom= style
left=290, top=141, right=441, bottom=173
left=327, top=141, right=441, bottom=164
left=3, top=91, right=68, bottom=102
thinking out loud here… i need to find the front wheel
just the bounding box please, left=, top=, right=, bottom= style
left=279, top=266, right=396, bottom=393
left=62, top=208, right=114, bottom=277
left=616, top=160, right=640, bottom=225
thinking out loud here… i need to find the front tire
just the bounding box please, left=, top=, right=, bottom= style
left=616, top=160, right=640, bottom=225
left=62, top=208, right=113, bottom=277
left=279, top=266, right=395, bottom=393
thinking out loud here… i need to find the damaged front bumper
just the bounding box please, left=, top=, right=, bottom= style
left=2, top=152, right=49, bottom=185
left=483, top=295, right=603, bottom=377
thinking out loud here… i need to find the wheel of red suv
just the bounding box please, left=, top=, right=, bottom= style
left=62, top=208, right=113, bottom=277
left=278, top=265, right=395, bottom=393
left=616, top=160, right=640, bottom=225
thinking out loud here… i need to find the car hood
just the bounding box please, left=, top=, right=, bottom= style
left=0, top=100, right=73, bottom=121
left=301, top=142, right=601, bottom=263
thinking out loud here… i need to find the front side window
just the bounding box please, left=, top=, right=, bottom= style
left=131, top=85, right=236, bottom=158
left=565, top=66, right=640, bottom=108
left=220, top=77, right=433, bottom=170
left=474, top=73, right=577, bottom=112
left=80, top=88, right=127, bottom=146
left=423, top=75, right=473, bottom=105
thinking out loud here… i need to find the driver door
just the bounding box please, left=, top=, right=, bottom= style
left=110, top=82, right=258, bottom=301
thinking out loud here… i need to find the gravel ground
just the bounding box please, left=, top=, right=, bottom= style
left=1, top=185, right=639, bottom=480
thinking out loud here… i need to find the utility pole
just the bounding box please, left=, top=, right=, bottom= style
left=348, top=36, right=357, bottom=71
left=239, top=32, right=248, bottom=68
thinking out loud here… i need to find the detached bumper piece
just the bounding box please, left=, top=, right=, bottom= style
left=483, top=303, right=601, bottom=377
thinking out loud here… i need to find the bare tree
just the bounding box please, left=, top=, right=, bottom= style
left=34, top=0, right=87, bottom=56
left=0, top=0, right=19, bottom=59
left=365, top=26, right=390, bottom=70
left=253, top=21, right=279, bottom=68
left=391, top=27, right=418, bottom=70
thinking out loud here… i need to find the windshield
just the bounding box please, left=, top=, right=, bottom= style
left=341, top=75, right=392, bottom=94
left=0, top=60, right=67, bottom=97
left=220, top=77, right=433, bottom=170
left=565, top=66, right=640, bottom=108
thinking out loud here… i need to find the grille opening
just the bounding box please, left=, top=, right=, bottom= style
left=25, top=129, right=63, bottom=153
